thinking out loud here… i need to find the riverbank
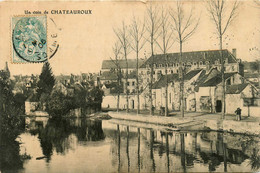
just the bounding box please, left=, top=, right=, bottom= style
left=108, top=111, right=260, bottom=135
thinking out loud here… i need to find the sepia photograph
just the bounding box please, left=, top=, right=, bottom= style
left=0, top=0, right=260, bottom=172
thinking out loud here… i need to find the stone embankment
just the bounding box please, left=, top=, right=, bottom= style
left=108, top=111, right=260, bottom=135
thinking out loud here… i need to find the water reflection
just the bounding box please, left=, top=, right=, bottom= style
left=25, top=117, right=105, bottom=162
left=110, top=123, right=260, bottom=173
left=16, top=118, right=260, bottom=173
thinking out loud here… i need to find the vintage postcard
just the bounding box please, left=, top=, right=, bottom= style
left=0, top=0, right=260, bottom=173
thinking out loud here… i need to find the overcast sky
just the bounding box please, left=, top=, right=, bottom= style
left=0, top=1, right=259, bottom=76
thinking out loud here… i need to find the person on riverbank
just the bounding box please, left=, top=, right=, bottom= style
left=235, top=107, right=242, bottom=121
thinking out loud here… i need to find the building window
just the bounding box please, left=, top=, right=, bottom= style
left=127, top=82, right=129, bottom=86
left=176, top=63, right=179, bottom=67
left=199, top=61, right=203, bottom=66
left=232, top=66, right=235, bottom=71
left=132, top=81, right=135, bottom=86
left=226, top=78, right=231, bottom=85
left=171, top=70, right=173, bottom=74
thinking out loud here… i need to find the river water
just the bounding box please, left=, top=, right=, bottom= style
left=8, top=117, right=260, bottom=172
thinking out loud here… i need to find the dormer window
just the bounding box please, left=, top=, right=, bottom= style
left=199, top=61, right=203, bottom=66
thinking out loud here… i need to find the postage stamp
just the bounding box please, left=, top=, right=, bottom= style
left=12, top=16, right=48, bottom=63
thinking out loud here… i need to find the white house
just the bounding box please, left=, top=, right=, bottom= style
left=225, top=83, right=259, bottom=117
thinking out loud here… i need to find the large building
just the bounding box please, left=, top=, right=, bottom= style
left=100, top=59, right=145, bottom=94
left=139, top=49, right=243, bottom=85
left=100, top=49, right=260, bottom=117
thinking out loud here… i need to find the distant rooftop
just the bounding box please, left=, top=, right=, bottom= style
left=102, top=59, right=145, bottom=70
left=141, top=49, right=238, bottom=68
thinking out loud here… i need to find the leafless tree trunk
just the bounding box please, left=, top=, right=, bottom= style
left=129, top=16, right=146, bottom=114
left=170, top=1, right=199, bottom=118
left=207, top=0, right=239, bottom=119
left=146, top=4, right=161, bottom=115
left=110, top=42, right=122, bottom=112
left=156, top=6, right=174, bottom=116
left=114, top=22, right=131, bottom=113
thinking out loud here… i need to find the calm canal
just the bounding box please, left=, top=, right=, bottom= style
left=10, top=117, right=260, bottom=172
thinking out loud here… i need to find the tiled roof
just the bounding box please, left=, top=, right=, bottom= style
left=152, top=69, right=203, bottom=89
left=200, top=72, right=237, bottom=87
left=244, top=73, right=259, bottom=78
left=184, top=69, right=203, bottom=80
left=140, top=49, right=237, bottom=68
left=104, top=82, right=117, bottom=89
left=100, top=71, right=118, bottom=80
left=152, top=74, right=179, bottom=89
left=226, top=83, right=249, bottom=94
left=100, top=70, right=138, bottom=80
left=102, top=59, right=145, bottom=69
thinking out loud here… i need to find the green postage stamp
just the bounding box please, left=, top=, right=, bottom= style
left=12, top=16, right=48, bottom=63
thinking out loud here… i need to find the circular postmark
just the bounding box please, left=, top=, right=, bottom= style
left=12, top=15, right=59, bottom=63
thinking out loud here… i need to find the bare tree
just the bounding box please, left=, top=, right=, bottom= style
left=170, top=1, right=200, bottom=118
left=114, top=21, right=131, bottom=113
left=207, top=0, right=239, bottom=119
left=155, top=6, right=174, bottom=116
left=145, top=4, right=161, bottom=115
left=110, top=42, right=122, bottom=112
left=129, top=15, right=146, bottom=114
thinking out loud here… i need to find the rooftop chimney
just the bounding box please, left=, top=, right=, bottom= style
left=232, top=48, right=237, bottom=58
